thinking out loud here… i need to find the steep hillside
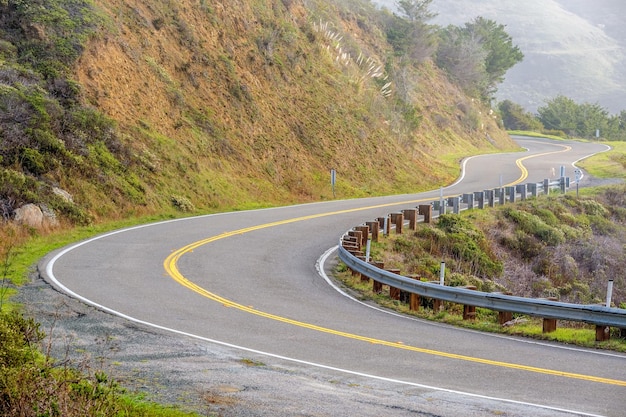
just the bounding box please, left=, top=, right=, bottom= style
left=1, top=0, right=515, bottom=227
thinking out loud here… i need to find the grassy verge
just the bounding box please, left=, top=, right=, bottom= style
left=578, top=141, right=626, bottom=180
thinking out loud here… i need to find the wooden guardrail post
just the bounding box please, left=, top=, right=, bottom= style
left=418, top=204, right=432, bottom=223
left=528, top=183, right=538, bottom=197
left=403, top=209, right=417, bottom=230
left=390, top=212, right=403, bottom=234
left=372, top=261, right=384, bottom=293
left=543, top=297, right=559, bottom=333
left=516, top=184, right=527, bottom=200
left=354, top=225, right=369, bottom=247
left=596, top=325, right=611, bottom=342
left=462, top=285, right=478, bottom=320
left=366, top=221, right=379, bottom=242
left=543, top=318, right=557, bottom=333
left=377, top=216, right=390, bottom=235
left=407, top=275, right=421, bottom=311
left=348, top=230, right=362, bottom=249
left=494, top=292, right=513, bottom=324
left=543, top=179, right=550, bottom=195
left=386, top=268, right=401, bottom=299
left=542, top=297, right=559, bottom=333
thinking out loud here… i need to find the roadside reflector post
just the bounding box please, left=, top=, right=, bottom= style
left=606, top=278, right=614, bottom=308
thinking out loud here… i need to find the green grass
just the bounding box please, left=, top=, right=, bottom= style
left=578, top=141, right=626, bottom=179
left=507, top=130, right=568, bottom=140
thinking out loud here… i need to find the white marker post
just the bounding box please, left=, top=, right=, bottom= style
left=606, top=278, right=614, bottom=308
left=440, top=261, right=445, bottom=286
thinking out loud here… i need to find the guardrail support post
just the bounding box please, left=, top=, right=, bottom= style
left=560, top=177, right=567, bottom=193
left=506, top=186, right=516, bottom=203
left=462, top=286, right=478, bottom=320
left=403, top=209, right=417, bottom=230
left=366, top=221, right=379, bottom=242
left=516, top=184, right=527, bottom=200
left=494, top=292, right=513, bottom=324
left=485, top=189, right=495, bottom=207
left=408, top=275, right=421, bottom=311
left=372, top=261, right=384, bottom=293
left=449, top=197, right=460, bottom=214
left=497, top=187, right=506, bottom=205
left=543, top=179, right=550, bottom=195
left=543, top=318, right=557, bottom=333
left=475, top=191, right=485, bottom=209
left=377, top=216, right=390, bottom=235
left=387, top=269, right=401, bottom=299
left=390, top=212, right=403, bottom=234
left=463, top=193, right=474, bottom=209
left=348, top=230, right=362, bottom=250
left=354, top=225, right=370, bottom=247
left=418, top=204, right=432, bottom=223
left=595, top=325, right=610, bottom=341
left=354, top=226, right=369, bottom=247
left=528, top=183, right=538, bottom=197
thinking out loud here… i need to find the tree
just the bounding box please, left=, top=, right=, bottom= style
left=498, top=100, right=543, bottom=131
left=436, top=25, right=488, bottom=97
left=464, top=17, right=523, bottom=93
left=386, top=0, right=438, bottom=63
left=536, top=95, right=579, bottom=135
left=436, top=17, right=523, bottom=102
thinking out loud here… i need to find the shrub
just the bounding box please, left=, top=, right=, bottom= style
left=171, top=195, right=195, bottom=212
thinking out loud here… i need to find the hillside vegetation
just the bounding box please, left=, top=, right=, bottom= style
left=374, top=188, right=626, bottom=308
left=0, top=0, right=515, bottom=231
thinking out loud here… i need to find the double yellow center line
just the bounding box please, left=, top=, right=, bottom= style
left=164, top=146, right=626, bottom=387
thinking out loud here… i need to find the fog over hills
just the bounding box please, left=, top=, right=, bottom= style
left=374, top=0, right=626, bottom=113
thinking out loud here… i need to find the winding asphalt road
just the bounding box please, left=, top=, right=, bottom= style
left=41, top=137, right=626, bottom=416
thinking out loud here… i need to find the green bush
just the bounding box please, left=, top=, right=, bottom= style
left=502, top=207, right=565, bottom=246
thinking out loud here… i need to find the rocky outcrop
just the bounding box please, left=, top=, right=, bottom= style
left=13, top=204, right=59, bottom=229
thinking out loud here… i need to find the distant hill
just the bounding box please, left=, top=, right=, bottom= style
left=374, top=0, right=626, bottom=114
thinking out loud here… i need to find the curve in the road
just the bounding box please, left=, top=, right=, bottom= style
left=164, top=212, right=626, bottom=388
left=41, top=138, right=623, bottom=417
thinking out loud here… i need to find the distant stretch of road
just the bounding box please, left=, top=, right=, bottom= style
left=41, top=137, right=625, bottom=417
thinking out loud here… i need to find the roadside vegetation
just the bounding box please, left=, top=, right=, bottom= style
left=335, top=184, right=626, bottom=351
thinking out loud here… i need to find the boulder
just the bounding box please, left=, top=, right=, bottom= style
left=14, top=204, right=44, bottom=228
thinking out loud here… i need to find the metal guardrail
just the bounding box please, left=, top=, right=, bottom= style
left=337, top=177, right=626, bottom=329
left=338, top=245, right=626, bottom=327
